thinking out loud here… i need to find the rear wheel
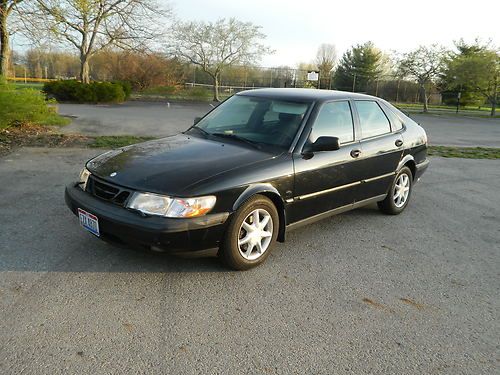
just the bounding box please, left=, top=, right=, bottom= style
left=220, top=195, right=279, bottom=270
left=377, top=166, right=413, bottom=215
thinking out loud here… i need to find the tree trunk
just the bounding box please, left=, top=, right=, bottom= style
left=80, top=54, right=90, bottom=83
left=421, top=84, right=428, bottom=113
left=212, top=74, right=220, bottom=102
left=0, top=11, right=10, bottom=77
left=491, top=83, right=498, bottom=117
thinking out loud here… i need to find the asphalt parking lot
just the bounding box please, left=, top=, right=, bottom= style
left=57, top=101, right=500, bottom=147
left=0, top=148, right=498, bottom=374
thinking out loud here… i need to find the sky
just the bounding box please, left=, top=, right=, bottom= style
left=170, top=0, right=500, bottom=67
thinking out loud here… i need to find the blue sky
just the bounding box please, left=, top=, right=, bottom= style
left=171, top=0, right=499, bottom=66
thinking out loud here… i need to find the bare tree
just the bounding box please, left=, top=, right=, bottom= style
left=398, top=45, right=446, bottom=112
left=315, top=43, right=336, bottom=82
left=0, top=0, right=23, bottom=76
left=170, top=18, right=273, bottom=101
left=25, top=0, right=170, bottom=83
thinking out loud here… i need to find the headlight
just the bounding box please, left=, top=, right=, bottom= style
left=78, top=167, right=91, bottom=191
left=127, top=192, right=216, bottom=218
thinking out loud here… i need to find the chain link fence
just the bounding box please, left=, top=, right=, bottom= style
left=184, top=66, right=441, bottom=104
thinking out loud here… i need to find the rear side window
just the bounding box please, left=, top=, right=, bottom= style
left=380, top=103, right=404, bottom=131
left=355, top=101, right=391, bottom=138
left=310, top=101, right=354, bottom=144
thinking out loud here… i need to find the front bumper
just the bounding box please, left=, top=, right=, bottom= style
left=65, top=183, right=230, bottom=252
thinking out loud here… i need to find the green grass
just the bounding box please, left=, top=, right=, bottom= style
left=37, top=113, right=71, bottom=127
left=394, top=102, right=493, bottom=112
left=428, top=146, right=500, bottom=159
left=89, top=135, right=156, bottom=148
left=13, top=82, right=44, bottom=91
left=393, top=102, right=499, bottom=118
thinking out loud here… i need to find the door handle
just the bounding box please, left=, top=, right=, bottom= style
left=350, top=149, right=361, bottom=158
left=395, top=139, right=403, bottom=147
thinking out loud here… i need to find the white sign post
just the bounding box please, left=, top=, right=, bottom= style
left=307, top=71, right=319, bottom=81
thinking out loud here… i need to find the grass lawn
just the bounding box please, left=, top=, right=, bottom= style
left=393, top=102, right=498, bottom=118
left=89, top=135, right=155, bottom=148
left=12, top=82, right=44, bottom=91
left=428, top=146, right=500, bottom=159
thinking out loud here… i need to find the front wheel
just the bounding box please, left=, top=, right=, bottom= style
left=219, top=195, right=279, bottom=270
left=378, top=166, right=413, bottom=215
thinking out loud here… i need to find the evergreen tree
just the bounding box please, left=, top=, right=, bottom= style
left=333, top=42, right=382, bottom=92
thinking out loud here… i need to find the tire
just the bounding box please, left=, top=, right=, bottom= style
left=219, top=195, right=279, bottom=270
left=377, top=166, right=413, bottom=215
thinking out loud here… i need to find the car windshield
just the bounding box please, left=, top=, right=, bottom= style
left=191, top=95, right=311, bottom=149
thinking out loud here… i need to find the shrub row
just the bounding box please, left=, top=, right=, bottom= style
left=0, top=77, right=67, bottom=130
left=43, top=80, right=132, bottom=103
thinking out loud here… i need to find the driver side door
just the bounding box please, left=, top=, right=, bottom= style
left=289, top=100, right=362, bottom=223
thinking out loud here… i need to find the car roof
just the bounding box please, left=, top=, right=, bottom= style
left=236, top=88, right=375, bottom=102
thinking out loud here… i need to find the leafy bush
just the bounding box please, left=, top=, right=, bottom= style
left=0, top=77, right=68, bottom=130
left=43, top=80, right=129, bottom=103
left=113, top=80, right=132, bottom=99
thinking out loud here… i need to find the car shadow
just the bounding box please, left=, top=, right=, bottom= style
left=0, top=231, right=228, bottom=274
left=0, top=203, right=383, bottom=274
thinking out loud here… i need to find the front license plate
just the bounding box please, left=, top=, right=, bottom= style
left=78, top=208, right=100, bottom=237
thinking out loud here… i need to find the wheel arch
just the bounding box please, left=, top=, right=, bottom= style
left=397, top=154, right=416, bottom=180
left=232, top=184, right=286, bottom=243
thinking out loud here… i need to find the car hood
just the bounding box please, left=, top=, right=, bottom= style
left=86, top=134, right=279, bottom=195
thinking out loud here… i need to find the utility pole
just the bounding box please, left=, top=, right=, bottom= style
left=352, top=73, right=356, bottom=92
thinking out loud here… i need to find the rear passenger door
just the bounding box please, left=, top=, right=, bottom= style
left=353, top=100, right=404, bottom=202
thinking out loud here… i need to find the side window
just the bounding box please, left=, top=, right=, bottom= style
left=355, top=101, right=391, bottom=138
left=310, top=101, right=354, bottom=144
left=380, top=103, right=404, bottom=131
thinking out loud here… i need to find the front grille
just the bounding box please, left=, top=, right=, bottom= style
left=86, top=175, right=131, bottom=206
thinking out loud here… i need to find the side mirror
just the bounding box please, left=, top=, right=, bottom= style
left=194, top=116, right=202, bottom=125
left=307, top=136, right=340, bottom=152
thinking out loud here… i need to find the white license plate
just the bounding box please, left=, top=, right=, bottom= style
left=78, top=208, right=100, bottom=237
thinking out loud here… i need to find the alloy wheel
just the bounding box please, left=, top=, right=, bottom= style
left=393, top=173, right=410, bottom=208
left=238, top=208, right=273, bottom=261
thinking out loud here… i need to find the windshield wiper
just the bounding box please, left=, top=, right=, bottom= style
left=210, top=132, right=262, bottom=149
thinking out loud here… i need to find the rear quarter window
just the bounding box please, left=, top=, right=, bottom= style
left=380, top=102, right=404, bottom=131
left=355, top=100, right=391, bottom=138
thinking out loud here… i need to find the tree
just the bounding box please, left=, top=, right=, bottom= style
left=397, top=45, right=446, bottom=112
left=0, top=0, right=23, bottom=76
left=443, top=40, right=499, bottom=115
left=170, top=18, right=273, bottom=101
left=91, top=50, right=185, bottom=89
left=333, top=42, right=382, bottom=92
left=28, top=0, right=170, bottom=83
left=315, top=43, right=336, bottom=88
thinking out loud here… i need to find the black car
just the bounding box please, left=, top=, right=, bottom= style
left=65, top=88, right=429, bottom=270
